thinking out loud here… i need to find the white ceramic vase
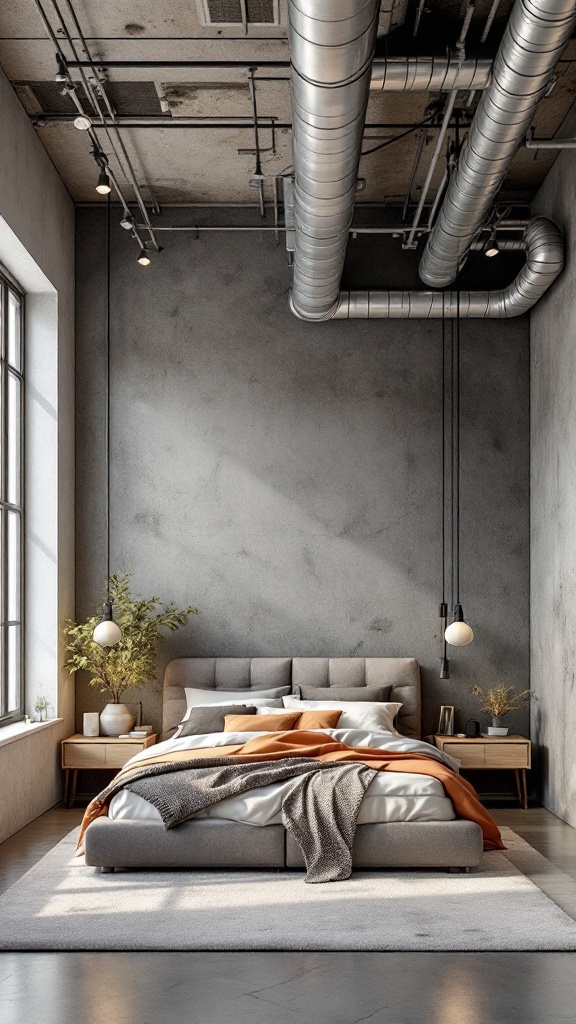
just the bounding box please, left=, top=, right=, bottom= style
left=99, top=703, right=136, bottom=737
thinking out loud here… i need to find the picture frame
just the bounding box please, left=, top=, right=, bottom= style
left=437, top=705, right=455, bottom=735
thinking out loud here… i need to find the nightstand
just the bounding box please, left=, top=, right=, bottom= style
left=433, top=734, right=531, bottom=809
left=61, top=733, right=157, bottom=807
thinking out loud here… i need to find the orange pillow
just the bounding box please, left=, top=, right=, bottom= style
left=223, top=712, right=301, bottom=732
left=295, top=709, right=342, bottom=730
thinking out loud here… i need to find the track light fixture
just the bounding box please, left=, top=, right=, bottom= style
left=55, top=54, right=70, bottom=85
left=483, top=233, right=500, bottom=258
left=96, top=168, right=111, bottom=195
left=74, top=113, right=92, bottom=131
left=137, top=249, right=151, bottom=266
left=120, top=213, right=134, bottom=231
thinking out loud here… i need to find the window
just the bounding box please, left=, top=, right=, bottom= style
left=0, top=269, right=24, bottom=727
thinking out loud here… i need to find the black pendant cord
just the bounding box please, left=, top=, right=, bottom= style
left=452, top=107, right=461, bottom=614
left=105, top=191, right=111, bottom=602
left=441, top=294, right=446, bottom=608
left=453, top=288, right=461, bottom=609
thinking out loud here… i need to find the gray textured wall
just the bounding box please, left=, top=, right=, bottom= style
left=75, top=209, right=530, bottom=752
left=531, top=159, right=576, bottom=828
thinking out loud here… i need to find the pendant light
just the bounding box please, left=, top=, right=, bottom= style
left=445, top=289, right=474, bottom=648
left=93, top=194, right=122, bottom=648
left=439, top=294, right=450, bottom=678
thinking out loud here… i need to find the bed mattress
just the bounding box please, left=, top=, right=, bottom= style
left=108, top=728, right=458, bottom=828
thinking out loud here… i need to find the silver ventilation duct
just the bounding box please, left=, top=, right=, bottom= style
left=330, top=218, right=563, bottom=318
left=419, top=0, right=576, bottom=288
left=377, top=0, right=408, bottom=36
left=370, top=57, right=491, bottom=92
left=288, top=0, right=381, bottom=321
left=288, top=0, right=567, bottom=322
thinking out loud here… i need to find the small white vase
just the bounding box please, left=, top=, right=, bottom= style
left=99, top=703, right=136, bottom=737
left=487, top=726, right=509, bottom=736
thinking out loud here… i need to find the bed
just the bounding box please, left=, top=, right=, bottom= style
left=83, top=657, right=485, bottom=873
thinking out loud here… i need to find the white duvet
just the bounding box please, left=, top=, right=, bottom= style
left=109, top=729, right=460, bottom=827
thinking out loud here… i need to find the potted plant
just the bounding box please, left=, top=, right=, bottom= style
left=34, top=695, right=53, bottom=722
left=471, top=684, right=536, bottom=736
left=64, top=573, right=196, bottom=736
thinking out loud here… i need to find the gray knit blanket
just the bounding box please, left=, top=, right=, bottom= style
left=122, top=757, right=377, bottom=883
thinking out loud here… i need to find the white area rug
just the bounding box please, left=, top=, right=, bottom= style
left=1, top=827, right=576, bottom=951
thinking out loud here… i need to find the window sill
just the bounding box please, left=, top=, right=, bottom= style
left=0, top=718, right=64, bottom=751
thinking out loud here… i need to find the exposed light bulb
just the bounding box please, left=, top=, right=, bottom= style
left=137, top=249, right=151, bottom=266
left=445, top=604, right=474, bottom=647
left=96, top=169, right=111, bottom=195
left=74, top=113, right=92, bottom=131
left=93, top=601, right=122, bottom=647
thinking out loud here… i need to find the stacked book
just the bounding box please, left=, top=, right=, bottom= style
left=117, top=725, right=153, bottom=739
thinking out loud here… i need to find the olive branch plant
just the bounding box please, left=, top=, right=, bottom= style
left=64, top=573, right=197, bottom=704
left=471, top=683, right=536, bottom=722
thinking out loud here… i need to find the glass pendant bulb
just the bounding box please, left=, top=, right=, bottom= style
left=445, top=604, right=474, bottom=647
left=93, top=601, right=122, bottom=647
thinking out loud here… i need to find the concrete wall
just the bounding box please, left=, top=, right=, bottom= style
left=75, top=209, right=530, bottom=752
left=531, top=156, right=576, bottom=828
left=0, top=66, right=75, bottom=843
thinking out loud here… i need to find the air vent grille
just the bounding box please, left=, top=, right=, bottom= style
left=205, top=0, right=276, bottom=24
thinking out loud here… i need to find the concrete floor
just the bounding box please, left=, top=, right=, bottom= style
left=1, top=805, right=576, bottom=1024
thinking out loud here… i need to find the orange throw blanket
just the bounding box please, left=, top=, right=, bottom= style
left=78, top=730, right=503, bottom=852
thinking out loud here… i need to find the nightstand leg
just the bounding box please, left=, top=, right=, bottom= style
left=521, top=769, right=528, bottom=810
left=63, top=769, right=70, bottom=808
left=70, top=769, right=78, bottom=808
left=514, top=769, right=522, bottom=807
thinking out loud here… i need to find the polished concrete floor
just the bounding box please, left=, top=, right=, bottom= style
left=0, top=805, right=576, bottom=1024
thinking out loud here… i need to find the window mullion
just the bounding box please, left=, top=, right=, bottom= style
left=1, top=280, right=6, bottom=718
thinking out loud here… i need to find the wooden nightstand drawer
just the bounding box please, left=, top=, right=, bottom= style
left=484, top=742, right=530, bottom=769
left=105, top=743, right=140, bottom=767
left=443, top=742, right=486, bottom=767
left=62, top=742, right=107, bottom=768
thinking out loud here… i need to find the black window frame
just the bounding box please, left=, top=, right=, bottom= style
left=0, top=266, right=24, bottom=728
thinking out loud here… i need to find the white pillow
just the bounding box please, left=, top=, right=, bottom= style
left=256, top=706, right=297, bottom=715
left=282, top=696, right=402, bottom=734
left=183, top=687, right=287, bottom=719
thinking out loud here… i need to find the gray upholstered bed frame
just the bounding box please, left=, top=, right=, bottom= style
left=84, top=658, right=483, bottom=872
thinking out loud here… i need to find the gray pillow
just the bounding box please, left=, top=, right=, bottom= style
left=179, top=705, right=257, bottom=737
left=295, top=684, right=392, bottom=702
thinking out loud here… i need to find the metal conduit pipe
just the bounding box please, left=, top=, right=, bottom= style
left=288, top=0, right=381, bottom=320
left=419, top=0, right=576, bottom=288
left=324, top=217, right=563, bottom=318
left=370, top=56, right=492, bottom=91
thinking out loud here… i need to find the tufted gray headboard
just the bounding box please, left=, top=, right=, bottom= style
left=163, top=657, right=421, bottom=740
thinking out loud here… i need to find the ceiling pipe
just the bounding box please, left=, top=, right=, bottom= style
left=326, top=217, right=563, bottom=318
left=419, top=0, right=576, bottom=288
left=377, top=0, right=409, bottom=35
left=287, top=1, right=565, bottom=322
left=370, top=56, right=492, bottom=92
left=288, top=0, right=381, bottom=321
